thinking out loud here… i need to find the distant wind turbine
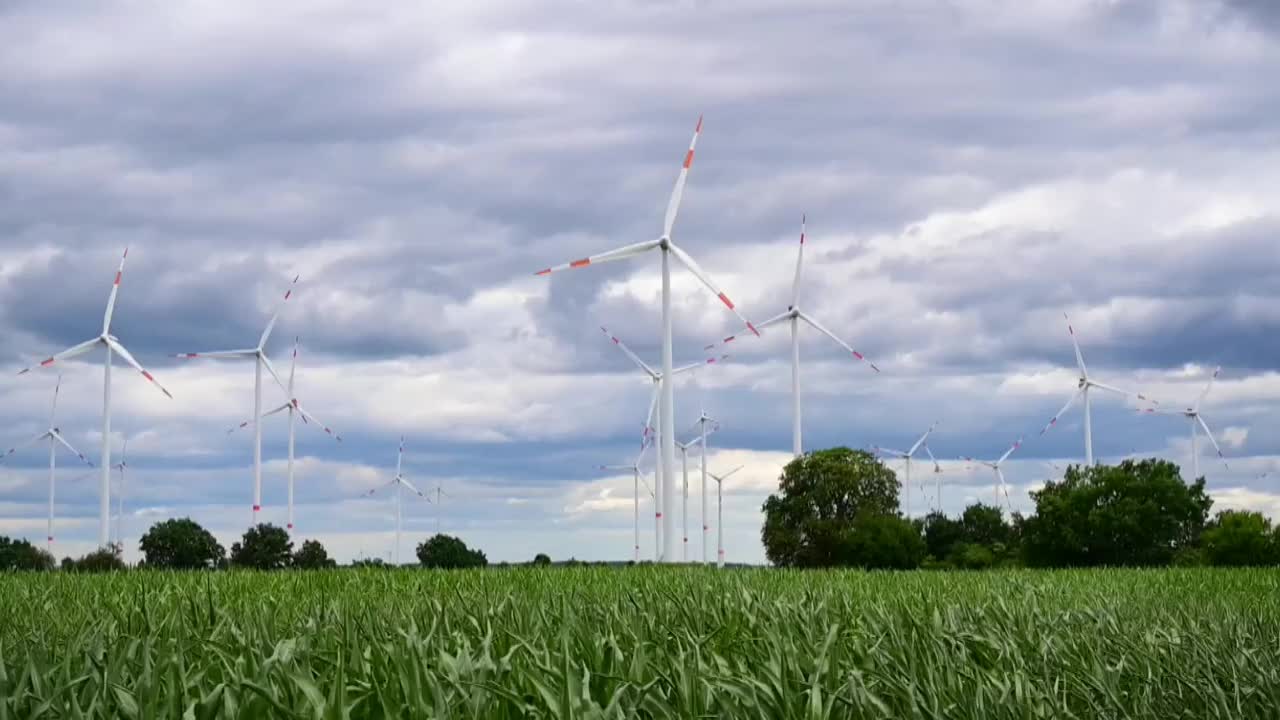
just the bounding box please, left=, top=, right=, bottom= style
left=676, top=419, right=719, bottom=562
left=16, top=249, right=172, bottom=547
left=706, top=216, right=878, bottom=456
left=1039, top=314, right=1155, bottom=466
left=0, top=376, right=94, bottom=556
left=964, top=437, right=1023, bottom=510
left=360, top=437, right=430, bottom=566
left=707, top=465, right=743, bottom=568
left=692, top=409, right=717, bottom=564
left=227, top=337, right=341, bottom=532
left=536, top=117, right=759, bottom=562
left=113, top=437, right=128, bottom=548
left=600, top=447, right=649, bottom=563
left=1146, top=366, right=1229, bottom=480
left=176, top=275, right=298, bottom=527
left=873, top=422, right=938, bottom=517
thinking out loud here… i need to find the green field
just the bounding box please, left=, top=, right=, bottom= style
left=3, top=567, right=1279, bottom=718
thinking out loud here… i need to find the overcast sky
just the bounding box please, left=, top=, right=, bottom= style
left=2, top=0, right=1279, bottom=564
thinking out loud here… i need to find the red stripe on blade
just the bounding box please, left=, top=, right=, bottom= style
left=141, top=371, right=155, bottom=381
left=535, top=269, right=551, bottom=276
left=570, top=258, right=591, bottom=268
left=852, top=351, right=864, bottom=360
left=114, top=271, right=122, bottom=285
left=717, top=293, right=734, bottom=309
left=252, top=505, right=261, bottom=511
left=695, top=116, right=703, bottom=133
left=683, top=150, right=694, bottom=169
left=39, top=358, right=54, bottom=367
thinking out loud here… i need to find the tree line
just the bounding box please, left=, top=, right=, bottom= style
left=763, top=447, right=1280, bottom=569
left=0, top=519, right=488, bottom=572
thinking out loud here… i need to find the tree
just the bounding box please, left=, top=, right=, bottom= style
left=230, top=524, right=293, bottom=570
left=533, top=553, right=552, bottom=566
left=416, top=534, right=487, bottom=569
left=1021, top=459, right=1212, bottom=567
left=68, top=546, right=126, bottom=573
left=292, top=539, right=335, bottom=569
left=960, top=504, right=1011, bottom=548
left=922, top=511, right=964, bottom=561
left=0, top=536, right=55, bottom=571
left=1201, top=510, right=1276, bottom=567
left=950, top=543, right=997, bottom=570
left=838, top=512, right=926, bottom=569
left=762, top=448, right=901, bottom=567
left=139, top=518, right=225, bottom=570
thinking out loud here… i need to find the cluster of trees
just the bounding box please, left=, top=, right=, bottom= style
left=763, top=448, right=1280, bottom=570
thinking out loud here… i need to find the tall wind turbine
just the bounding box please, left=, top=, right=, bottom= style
left=873, top=422, right=938, bottom=518
left=113, top=438, right=128, bottom=548
left=360, top=437, right=430, bottom=566
left=1, top=376, right=94, bottom=555
left=706, top=216, right=878, bottom=456
left=431, top=481, right=449, bottom=536
left=692, top=409, right=717, bottom=564
left=707, top=465, right=743, bottom=568
left=964, top=437, right=1022, bottom=510
left=600, top=449, right=648, bottom=562
left=1039, top=314, right=1154, bottom=466
left=16, top=249, right=173, bottom=547
left=176, top=276, right=297, bottom=527
left=536, top=117, right=759, bottom=561
left=1148, top=366, right=1229, bottom=480
left=676, top=420, right=719, bottom=563
left=226, top=337, right=341, bottom=532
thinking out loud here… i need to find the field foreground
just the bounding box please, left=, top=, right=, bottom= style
left=2, top=567, right=1279, bottom=718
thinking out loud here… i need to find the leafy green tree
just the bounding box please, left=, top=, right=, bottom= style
left=533, top=553, right=552, bottom=566
left=139, top=518, right=225, bottom=570
left=1201, top=510, right=1276, bottom=567
left=922, top=511, right=964, bottom=561
left=350, top=557, right=387, bottom=568
left=68, top=546, right=126, bottom=573
left=230, top=524, right=293, bottom=570
left=0, top=536, right=55, bottom=571
left=416, top=534, right=487, bottom=569
left=950, top=542, right=996, bottom=570
left=961, top=504, right=1011, bottom=547
left=292, top=539, right=336, bottom=569
left=1021, top=459, right=1212, bottom=567
left=761, top=448, right=900, bottom=567
left=838, top=512, right=926, bottom=569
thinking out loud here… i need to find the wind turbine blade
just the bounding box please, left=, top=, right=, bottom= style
left=797, top=311, right=879, bottom=372
left=50, top=431, right=94, bottom=467
left=49, top=374, right=62, bottom=427
left=295, top=404, right=342, bottom=442
left=395, top=436, right=405, bottom=478
left=599, top=464, right=635, bottom=471
left=704, top=311, right=791, bottom=351
left=672, top=358, right=717, bottom=376
left=791, top=215, right=805, bottom=309
left=668, top=244, right=759, bottom=336
left=225, top=403, right=291, bottom=434
left=875, top=447, right=908, bottom=458
left=1196, top=415, right=1228, bottom=469
left=288, top=336, right=299, bottom=396
left=923, top=444, right=941, bottom=472
left=1039, top=387, right=1084, bottom=436
left=534, top=239, right=662, bottom=276
left=1, top=432, right=52, bottom=462
left=640, top=473, right=655, bottom=498
left=173, top=349, right=258, bottom=360
left=360, top=478, right=398, bottom=498
left=599, top=326, right=657, bottom=378
left=1064, top=313, right=1088, bottom=377
left=105, top=338, right=172, bottom=399
left=398, top=475, right=430, bottom=499
left=662, top=115, right=702, bottom=239
left=260, top=355, right=288, bottom=395
left=102, top=247, right=128, bottom=334
left=908, top=422, right=938, bottom=456
left=997, top=436, right=1024, bottom=465
left=258, top=275, right=300, bottom=349
left=17, top=337, right=102, bottom=375
left=708, top=465, right=744, bottom=485
left=1193, top=366, right=1221, bottom=413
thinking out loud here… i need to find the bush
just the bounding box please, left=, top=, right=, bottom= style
left=533, top=553, right=552, bottom=566
left=139, top=518, right=225, bottom=570
left=68, top=546, right=126, bottom=573
left=416, top=535, right=487, bottom=569
left=230, top=524, right=293, bottom=570
left=1202, top=511, right=1276, bottom=567
left=950, top=543, right=996, bottom=570
left=292, top=539, right=336, bottom=569
left=837, top=513, right=926, bottom=570
left=0, top=536, right=55, bottom=571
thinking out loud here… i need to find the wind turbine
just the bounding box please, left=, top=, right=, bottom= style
left=113, top=438, right=128, bottom=549
left=706, top=216, right=878, bottom=456
left=1147, top=366, right=1228, bottom=480
left=431, top=481, right=449, bottom=536
left=707, top=465, right=743, bottom=568
left=600, top=448, right=649, bottom=562
left=873, top=422, right=938, bottom=518
left=16, top=249, right=172, bottom=547
left=1039, top=314, right=1155, bottom=466
left=0, top=376, right=94, bottom=556
left=676, top=420, right=719, bottom=562
left=536, top=117, right=759, bottom=562
left=226, top=337, right=341, bottom=532
left=692, top=409, right=717, bottom=564
left=360, top=437, right=429, bottom=566
left=964, top=437, right=1022, bottom=511
left=175, top=275, right=297, bottom=527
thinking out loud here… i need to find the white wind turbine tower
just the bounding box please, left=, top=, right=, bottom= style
left=600, top=448, right=649, bottom=562
left=706, top=216, right=878, bottom=456
left=431, top=481, right=450, bottom=536
left=175, top=276, right=298, bottom=527
left=536, top=117, right=759, bottom=562
left=873, top=422, right=938, bottom=518
left=1147, top=366, right=1229, bottom=480
left=360, top=437, right=430, bottom=566
left=676, top=420, right=719, bottom=562
left=691, top=409, right=717, bottom=564
left=1039, top=314, right=1155, bottom=466
left=964, top=437, right=1023, bottom=511
left=16, top=249, right=173, bottom=548
left=707, top=465, right=743, bottom=568
left=113, top=438, right=128, bottom=548
left=226, top=337, right=341, bottom=533
left=0, top=376, right=94, bottom=555
left=598, top=325, right=728, bottom=558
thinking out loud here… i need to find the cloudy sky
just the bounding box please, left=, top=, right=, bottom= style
left=2, top=0, right=1279, bottom=564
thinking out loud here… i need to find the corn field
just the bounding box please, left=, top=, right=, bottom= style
left=2, top=566, right=1279, bottom=718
